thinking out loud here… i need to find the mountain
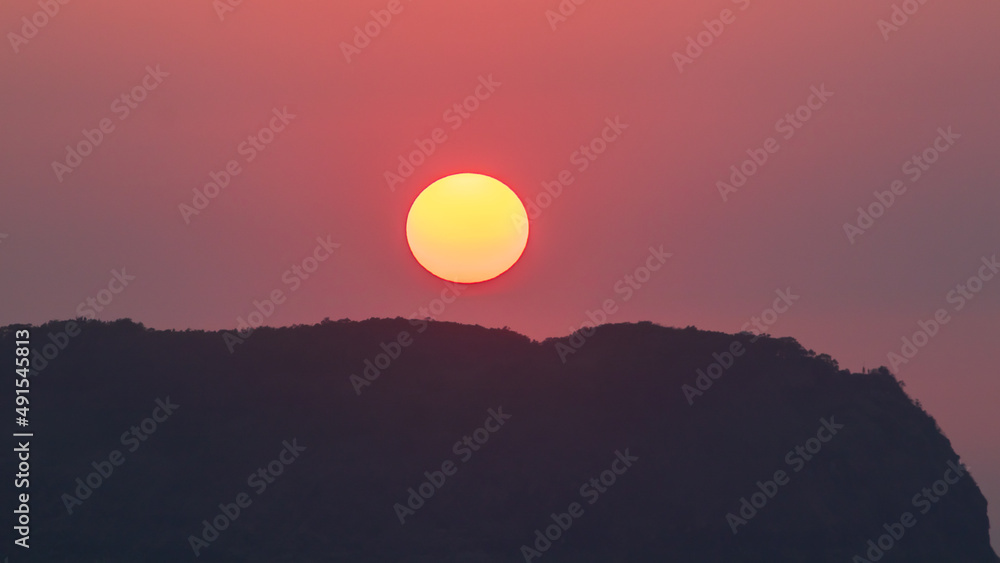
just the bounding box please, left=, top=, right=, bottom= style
left=3, top=318, right=997, bottom=562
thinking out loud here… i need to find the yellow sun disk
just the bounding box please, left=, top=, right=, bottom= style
left=406, top=174, right=529, bottom=283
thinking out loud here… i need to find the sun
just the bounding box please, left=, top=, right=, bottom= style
left=406, top=173, right=529, bottom=284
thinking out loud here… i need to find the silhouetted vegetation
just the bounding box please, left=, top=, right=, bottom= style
left=2, top=319, right=996, bottom=562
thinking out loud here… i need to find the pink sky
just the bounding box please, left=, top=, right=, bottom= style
left=2, top=0, right=999, bottom=548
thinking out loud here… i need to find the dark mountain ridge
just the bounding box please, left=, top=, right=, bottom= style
left=2, top=318, right=996, bottom=562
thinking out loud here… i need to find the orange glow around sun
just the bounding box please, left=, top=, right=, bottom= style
left=406, top=173, right=529, bottom=284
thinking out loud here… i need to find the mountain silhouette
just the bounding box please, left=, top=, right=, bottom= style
left=3, top=318, right=997, bottom=562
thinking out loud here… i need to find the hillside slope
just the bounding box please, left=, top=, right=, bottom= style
left=2, top=319, right=997, bottom=562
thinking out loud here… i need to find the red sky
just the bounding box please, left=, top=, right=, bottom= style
left=2, top=0, right=999, bottom=547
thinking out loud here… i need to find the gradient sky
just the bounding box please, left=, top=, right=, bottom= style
left=2, top=0, right=999, bottom=548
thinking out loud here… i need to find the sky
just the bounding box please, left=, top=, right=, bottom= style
left=2, top=0, right=999, bottom=549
